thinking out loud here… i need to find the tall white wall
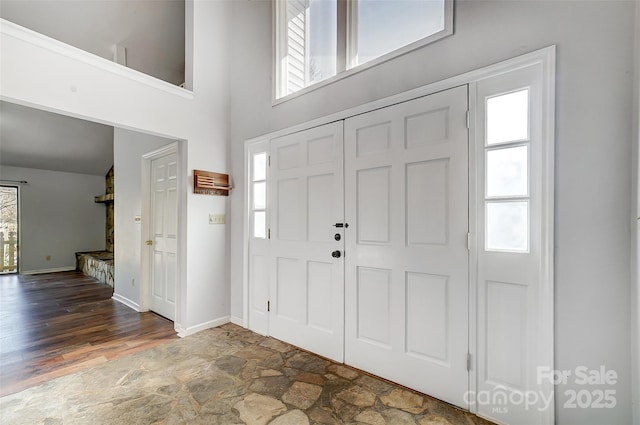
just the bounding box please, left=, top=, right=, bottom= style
left=0, top=165, right=105, bottom=273
left=228, top=1, right=635, bottom=423
left=112, top=128, right=172, bottom=308
left=179, top=0, right=231, bottom=333
left=0, top=0, right=231, bottom=334
left=633, top=2, right=640, bottom=424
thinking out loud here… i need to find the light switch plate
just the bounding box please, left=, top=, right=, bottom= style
left=209, top=214, right=226, bottom=224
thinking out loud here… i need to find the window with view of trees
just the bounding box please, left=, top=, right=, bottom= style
left=275, top=0, right=453, bottom=99
left=0, top=186, right=18, bottom=274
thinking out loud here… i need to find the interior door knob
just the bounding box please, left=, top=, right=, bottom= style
left=331, top=250, right=341, bottom=258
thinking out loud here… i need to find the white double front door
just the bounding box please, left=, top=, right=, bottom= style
left=258, top=85, right=469, bottom=407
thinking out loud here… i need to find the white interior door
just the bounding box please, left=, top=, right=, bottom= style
left=149, top=152, right=178, bottom=321
left=344, top=85, right=470, bottom=408
left=269, top=122, right=345, bottom=362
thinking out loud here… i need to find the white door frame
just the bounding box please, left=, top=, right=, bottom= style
left=243, top=46, right=555, bottom=423
left=141, top=142, right=183, bottom=325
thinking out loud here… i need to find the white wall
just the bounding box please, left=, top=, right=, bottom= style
left=112, top=128, right=172, bottom=309
left=633, top=2, right=640, bottom=424
left=228, top=1, right=635, bottom=424
left=0, top=165, right=105, bottom=273
left=0, top=0, right=186, bottom=85
left=0, top=0, right=231, bottom=334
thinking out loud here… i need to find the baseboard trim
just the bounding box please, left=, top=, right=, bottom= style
left=176, top=316, right=230, bottom=338
left=22, top=266, right=75, bottom=275
left=230, top=315, right=244, bottom=327
left=112, top=293, right=141, bottom=311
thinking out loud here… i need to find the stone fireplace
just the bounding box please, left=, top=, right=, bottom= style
left=105, top=166, right=114, bottom=252
left=75, top=166, right=114, bottom=286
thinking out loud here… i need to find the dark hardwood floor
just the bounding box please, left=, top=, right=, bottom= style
left=0, top=271, right=178, bottom=397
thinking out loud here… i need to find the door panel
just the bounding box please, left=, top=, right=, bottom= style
left=406, top=272, right=449, bottom=362
left=269, top=121, right=345, bottom=362
left=356, top=266, right=392, bottom=347
left=406, top=159, right=449, bottom=245
left=150, top=152, right=178, bottom=321
left=307, top=260, right=334, bottom=331
left=344, top=85, right=469, bottom=408
left=357, top=167, right=391, bottom=244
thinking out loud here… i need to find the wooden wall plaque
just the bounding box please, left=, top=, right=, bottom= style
left=193, top=170, right=231, bottom=196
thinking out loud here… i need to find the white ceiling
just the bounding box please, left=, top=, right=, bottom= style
left=0, top=102, right=114, bottom=176
left=0, top=0, right=184, bottom=177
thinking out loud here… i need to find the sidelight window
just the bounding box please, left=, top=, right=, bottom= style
left=484, top=88, right=531, bottom=252
left=251, top=152, right=268, bottom=239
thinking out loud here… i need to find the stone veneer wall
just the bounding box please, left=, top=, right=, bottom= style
left=105, top=166, right=114, bottom=252
left=76, top=251, right=114, bottom=287
left=74, top=167, right=115, bottom=287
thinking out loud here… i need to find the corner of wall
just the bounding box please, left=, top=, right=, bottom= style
left=112, top=293, right=141, bottom=312
left=176, top=316, right=231, bottom=338
left=184, top=0, right=193, bottom=91
left=632, top=2, right=640, bottom=424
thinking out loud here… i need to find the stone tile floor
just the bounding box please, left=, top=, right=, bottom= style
left=0, top=324, right=494, bottom=425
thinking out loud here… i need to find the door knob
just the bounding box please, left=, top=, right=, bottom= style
left=331, top=250, right=342, bottom=258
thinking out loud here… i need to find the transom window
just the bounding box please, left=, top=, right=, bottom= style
left=275, top=0, right=453, bottom=100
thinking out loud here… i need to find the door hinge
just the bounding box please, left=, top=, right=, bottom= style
left=466, top=110, right=470, bottom=129
left=467, top=232, right=471, bottom=250
left=268, top=155, right=271, bottom=167
left=267, top=300, right=270, bottom=312
left=467, top=353, right=471, bottom=371
left=268, top=228, right=271, bottom=239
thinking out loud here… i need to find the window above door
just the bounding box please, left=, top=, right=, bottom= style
left=274, top=0, right=454, bottom=102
